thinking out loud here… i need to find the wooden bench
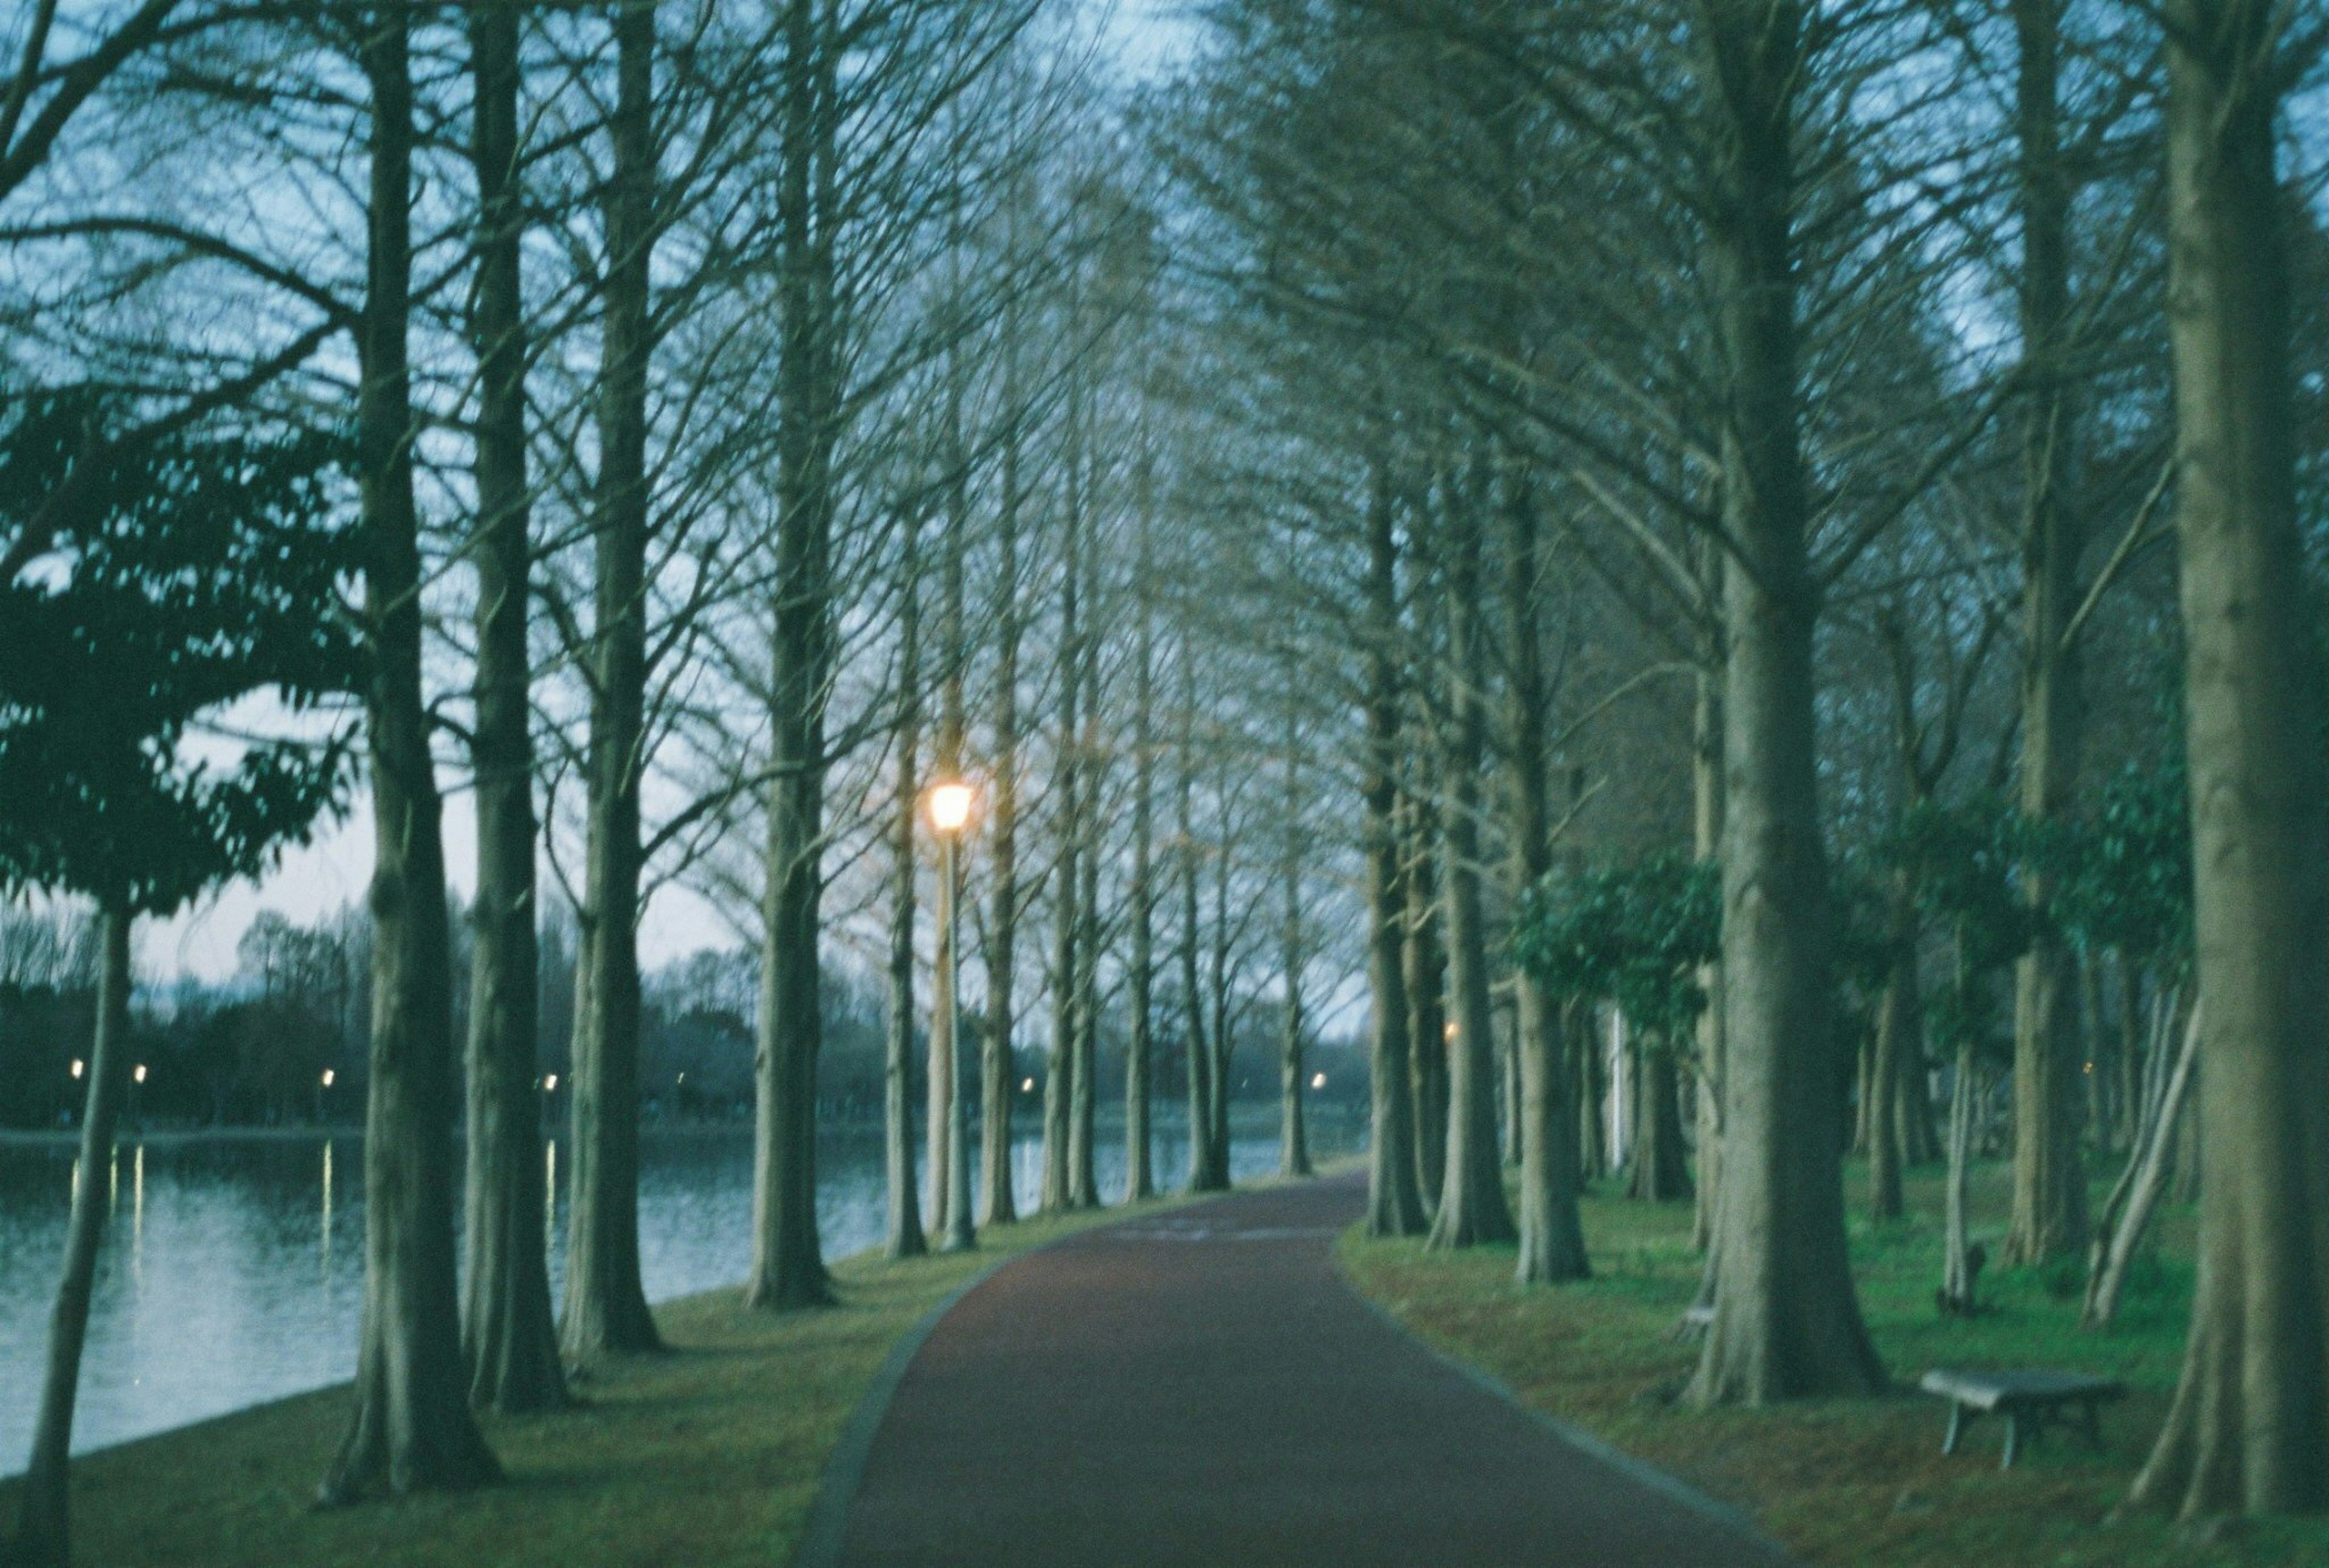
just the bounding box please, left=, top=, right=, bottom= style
left=1670, top=1304, right=1715, bottom=1341
left=1918, top=1369, right=2126, bottom=1470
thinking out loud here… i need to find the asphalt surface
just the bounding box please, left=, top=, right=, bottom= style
left=822, top=1173, right=1790, bottom=1567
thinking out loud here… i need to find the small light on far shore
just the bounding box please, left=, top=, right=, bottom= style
left=69, top=1059, right=84, bottom=1080
left=1443, top=1021, right=1457, bottom=1043
left=543, top=1074, right=558, bottom=1093
left=320, top=1069, right=335, bottom=1088
left=1021, top=1077, right=1035, bottom=1093
left=1310, top=1071, right=1326, bottom=1090
left=133, top=1064, right=147, bottom=1085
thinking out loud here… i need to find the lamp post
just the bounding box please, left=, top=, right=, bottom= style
left=316, top=1067, right=335, bottom=1127
left=929, top=780, right=976, bottom=1251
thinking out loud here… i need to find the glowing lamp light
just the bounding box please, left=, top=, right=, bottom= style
left=1021, top=1077, right=1035, bottom=1093
left=320, top=1069, right=335, bottom=1088
left=543, top=1074, right=559, bottom=1093
left=1310, top=1071, right=1326, bottom=1090
left=69, top=1059, right=84, bottom=1080
left=133, top=1064, right=147, bottom=1085
left=929, top=781, right=976, bottom=835
left=1442, top=1021, right=1458, bottom=1043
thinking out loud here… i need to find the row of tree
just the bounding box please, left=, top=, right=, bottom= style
left=1154, top=0, right=2325, bottom=1523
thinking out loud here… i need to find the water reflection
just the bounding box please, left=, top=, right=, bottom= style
left=0, top=1105, right=1359, bottom=1464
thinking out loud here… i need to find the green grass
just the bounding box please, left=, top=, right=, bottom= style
left=0, top=1201, right=1174, bottom=1568
left=1337, top=1161, right=2329, bottom=1567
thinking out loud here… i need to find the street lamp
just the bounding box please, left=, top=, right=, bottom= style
left=929, top=779, right=977, bottom=1251
left=316, top=1067, right=335, bottom=1125
left=130, top=1064, right=147, bottom=1130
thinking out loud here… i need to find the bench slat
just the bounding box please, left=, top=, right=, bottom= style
left=1919, top=1369, right=2125, bottom=1410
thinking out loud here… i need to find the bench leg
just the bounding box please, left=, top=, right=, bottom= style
left=1943, top=1403, right=1967, bottom=1456
left=2003, top=1412, right=2023, bottom=1470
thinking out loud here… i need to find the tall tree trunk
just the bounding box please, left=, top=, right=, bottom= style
left=324, top=7, right=500, bottom=1493
left=1364, top=477, right=1428, bottom=1236
left=1403, top=794, right=1448, bottom=1209
left=2005, top=0, right=2090, bottom=1270
left=1069, top=493, right=1102, bottom=1213
left=1277, top=691, right=1311, bottom=1179
left=930, top=241, right=976, bottom=1251
left=11, top=902, right=131, bottom=1563
left=1867, top=896, right=1915, bottom=1222
left=887, top=516, right=927, bottom=1262
left=1504, top=473, right=1586, bottom=1279
left=1691, top=648, right=1726, bottom=1251
left=1206, top=769, right=1236, bottom=1182
left=562, top=0, right=660, bottom=1360
left=2131, top=0, right=2329, bottom=1515
left=1428, top=479, right=1516, bottom=1250
left=1630, top=1037, right=1693, bottom=1202
left=1177, top=637, right=1225, bottom=1193
left=461, top=0, right=564, bottom=1414
left=980, top=361, right=1024, bottom=1227
left=1685, top=0, right=1883, bottom=1405
left=1041, top=466, right=1081, bottom=1215
left=746, top=0, right=838, bottom=1312
left=1124, top=464, right=1157, bottom=1203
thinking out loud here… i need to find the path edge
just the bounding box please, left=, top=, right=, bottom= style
left=787, top=1253, right=1005, bottom=1568
left=1332, top=1237, right=1797, bottom=1566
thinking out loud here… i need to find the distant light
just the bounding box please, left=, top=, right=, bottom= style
left=69, top=1059, right=84, bottom=1080
left=320, top=1069, right=335, bottom=1088
left=1310, top=1071, right=1326, bottom=1090
left=133, top=1064, right=147, bottom=1085
left=2083, top=1062, right=2093, bottom=1073
left=677, top=1071, right=687, bottom=1085
left=1443, top=1021, right=1458, bottom=1043
left=1021, top=1077, right=1035, bottom=1093
left=544, top=1074, right=559, bottom=1092
left=929, top=780, right=976, bottom=834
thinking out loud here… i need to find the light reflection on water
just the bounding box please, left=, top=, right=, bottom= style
left=0, top=1104, right=1356, bottom=1464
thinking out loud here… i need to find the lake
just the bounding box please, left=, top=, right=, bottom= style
left=0, top=1102, right=1360, bottom=1465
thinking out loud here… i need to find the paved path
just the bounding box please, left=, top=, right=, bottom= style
left=818, top=1174, right=1789, bottom=1567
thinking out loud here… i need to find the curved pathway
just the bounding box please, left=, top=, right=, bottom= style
left=815, top=1173, right=1789, bottom=1567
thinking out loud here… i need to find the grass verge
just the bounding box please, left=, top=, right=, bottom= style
left=1337, top=1161, right=2329, bottom=1567
left=0, top=1201, right=1173, bottom=1568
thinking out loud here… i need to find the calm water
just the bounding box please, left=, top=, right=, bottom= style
left=0, top=1103, right=1359, bottom=1464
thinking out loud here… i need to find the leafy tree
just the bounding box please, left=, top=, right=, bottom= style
left=1514, top=853, right=1719, bottom=1204
left=1514, top=853, right=1721, bottom=1046
left=0, top=393, right=355, bottom=1567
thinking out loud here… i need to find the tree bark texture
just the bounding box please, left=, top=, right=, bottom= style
left=1179, top=642, right=1226, bottom=1194
left=324, top=10, right=500, bottom=1494
left=747, top=0, right=838, bottom=1310
left=2132, top=0, right=2329, bottom=1514
left=980, top=403, right=1024, bottom=1226
left=562, top=0, right=660, bottom=1359
left=887, top=517, right=927, bottom=1261
left=1364, top=479, right=1428, bottom=1236
left=460, top=0, right=565, bottom=1415
left=1685, top=0, right=1883, bottom=1405
left=11, top=903, right=131, bottom=1564
left=1403, top=796, right=1448, bottom=1209
left=1504, top=472, right=1586, bottom=1278
left=2005, top=0, right=2090, bottom=1270
left=1427, top=484, right=1516, bottom=1250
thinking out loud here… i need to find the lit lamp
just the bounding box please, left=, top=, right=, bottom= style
left=316, top=1067, right=335, bottom=1126
left=929, top=779, right=977, bottom=1251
